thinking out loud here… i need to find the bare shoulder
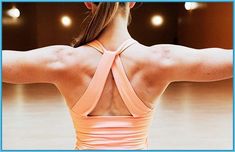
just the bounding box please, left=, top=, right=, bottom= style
left=145, top=44, right=177, bottom=71
left=120, top=43, right=177, bottom=84
left=144, top=44, right=196, bottom=82
left=30, top=45, right=75, bottom=63
left=148, top=44, right=187, bottom=61
left=40, top=45, right=90, bottom=71
left=147, top=44, right=199, bottom=68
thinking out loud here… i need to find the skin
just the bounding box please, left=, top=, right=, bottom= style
left=2, top=2, right=233, bottom=116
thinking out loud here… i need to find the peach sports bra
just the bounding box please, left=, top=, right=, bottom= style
left=69, top=38, right=155, bottom=150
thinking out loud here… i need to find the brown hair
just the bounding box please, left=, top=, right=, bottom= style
left=72, top=2, right=130, bottom=48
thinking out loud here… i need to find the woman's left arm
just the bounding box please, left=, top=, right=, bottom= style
left=151, top=45, right=233, bottom=82
left=2, top=45, right=72, bottom=84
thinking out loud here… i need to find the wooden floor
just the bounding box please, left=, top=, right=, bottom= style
left=2, top=79, right=233, bottom=150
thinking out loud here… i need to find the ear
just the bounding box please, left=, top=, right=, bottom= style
left=84, top=2, right=93, bottom=10
left=129, top=2, right=136, bottom=9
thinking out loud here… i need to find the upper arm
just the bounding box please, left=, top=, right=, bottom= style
left=150, top=44, right=233, bottom=82
left=2, top=45, right=73, bottom=84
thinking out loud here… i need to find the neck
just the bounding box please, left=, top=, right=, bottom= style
left=97, top=14, right=132, bottom=48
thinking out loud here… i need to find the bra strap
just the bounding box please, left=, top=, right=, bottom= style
left=72, top=38, right=136, bottom=117
left=87, top=38, right=137, bottom=55
left=111, top=56, right=152, bottom=117
left=71, top=50, right=116, bottom=116
left=72, top=38, right=152, bottom=117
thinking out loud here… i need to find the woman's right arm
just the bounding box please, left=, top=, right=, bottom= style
left=2, top=45, right=73, bottom=84
left=150, top=44, right=233, bottom=82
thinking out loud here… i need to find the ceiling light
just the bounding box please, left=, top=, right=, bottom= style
left=7, top=7, right=20, bottom=18
left=61, top=15, right=72, bottom=27
left=151, top=15, right=163, bottom=27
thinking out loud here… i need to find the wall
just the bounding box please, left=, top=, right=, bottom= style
left=35, top=3, right=88, bottom=47
left=2, top=3, right=233, bottom=49
left=130, top=3, right=179, bottom=46
left=177, top=2, right=232, bottom=48
left=2, top=2, right=179, bottom=49
left=2, top=3, right=38, bottom=50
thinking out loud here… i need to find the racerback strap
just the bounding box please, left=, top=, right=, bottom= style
left=71, top=38, right=152, bottom=117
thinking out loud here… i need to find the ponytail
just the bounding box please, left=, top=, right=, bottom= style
left=72, top=2, right=128, bottom=47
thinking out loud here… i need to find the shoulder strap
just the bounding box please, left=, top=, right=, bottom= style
left=71, top=49, right=116, bottom=116
left=72, top=38, right=152, bottom=117
left=87, top=38, right=138, bottom=55
left=111, top=56, right=152, bottom=117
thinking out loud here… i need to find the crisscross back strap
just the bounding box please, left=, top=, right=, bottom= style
left=92, top=39, right=139, bottom=55
left=111, top=56, right=152, bottom=117
left=72, top=38, right=152, bottom=117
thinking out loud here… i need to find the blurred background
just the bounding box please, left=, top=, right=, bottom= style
left=2, top=2, right=233, bottom=150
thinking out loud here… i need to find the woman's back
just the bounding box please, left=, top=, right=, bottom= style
left=2, top=2, right=232, bottom=150
left=55, top=38, right=170, bottom=117
left=63, top=38, right=163, bottom=150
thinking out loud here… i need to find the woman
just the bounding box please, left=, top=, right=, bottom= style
left=3, top=2, right=233, bottom=150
